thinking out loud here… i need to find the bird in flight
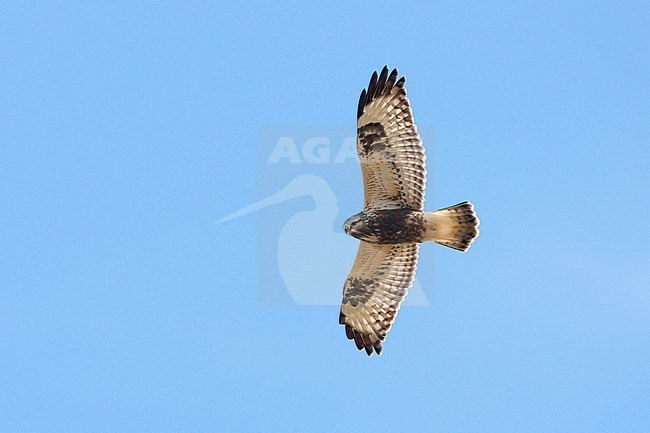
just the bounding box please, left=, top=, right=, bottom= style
left=339, top=66, right=480, bottom=356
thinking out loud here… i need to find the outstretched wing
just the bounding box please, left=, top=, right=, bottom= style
left=339, top=241, right=419, bottom=356
left=357, top=66, right=426, bottom=211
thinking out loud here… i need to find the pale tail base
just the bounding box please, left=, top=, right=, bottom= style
left=424, top=201, right=480, bottom=252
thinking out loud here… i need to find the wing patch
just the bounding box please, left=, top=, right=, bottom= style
left=358, top=122, right=387, bottom=155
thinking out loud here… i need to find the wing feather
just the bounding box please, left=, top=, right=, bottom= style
left=356, top=66, right=426, bottom=211
left=339, top=241, right=419, bottom=356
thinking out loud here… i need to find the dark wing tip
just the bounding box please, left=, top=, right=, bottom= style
left=340, top=310, right=383, bottom=356
left=353, top=331, right=364, bottom=350
left=386, top=68, right=398, bottom=90
left=345, top=324, right=354, bottom=340
left=375, top=66, right=389, bottom=96
left=357, top=66, right=403, bottom=120
left=342, top=324, right=382, bottom=356
left=367, top=71, right=379, bottom=100
left=357, top=88, right=367, bottom=119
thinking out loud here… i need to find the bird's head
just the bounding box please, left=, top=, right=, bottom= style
left=343, top=212, right=376, bottom=242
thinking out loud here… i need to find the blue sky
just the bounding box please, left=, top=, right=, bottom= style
left=1, top=1, right=649, bottom=432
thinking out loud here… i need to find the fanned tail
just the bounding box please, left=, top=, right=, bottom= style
left=423, top=201, right=479, bottom=252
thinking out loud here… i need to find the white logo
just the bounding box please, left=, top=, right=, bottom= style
left=218, top=130, right=431, bottom=306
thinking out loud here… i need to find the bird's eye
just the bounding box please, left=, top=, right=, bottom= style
left=351, top=221, right=358, bottom=226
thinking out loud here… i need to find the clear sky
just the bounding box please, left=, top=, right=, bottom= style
left=1, top=1, right=649, bottom=432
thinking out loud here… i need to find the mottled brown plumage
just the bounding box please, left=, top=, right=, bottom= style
left=339, top=67, right=480, bottom=356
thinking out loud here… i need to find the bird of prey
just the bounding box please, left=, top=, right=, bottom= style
left=339, top=66, right=480, bottom=356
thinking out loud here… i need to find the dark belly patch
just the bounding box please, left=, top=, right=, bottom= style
left=368, top=209, right=425, bottom=244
